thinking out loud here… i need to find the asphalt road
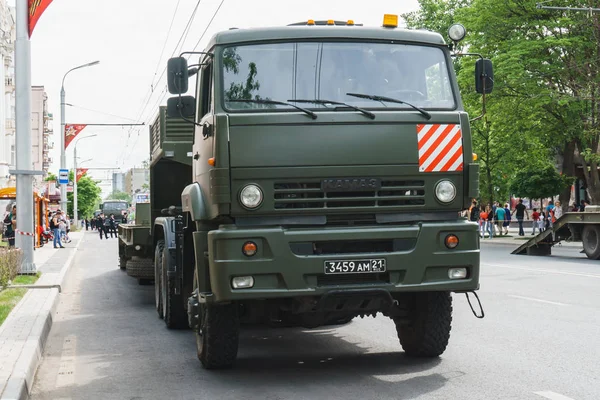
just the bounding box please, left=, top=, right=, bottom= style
left=30, top=232, right=599, bottom=400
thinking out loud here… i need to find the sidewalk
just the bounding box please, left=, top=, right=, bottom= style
left=478, top=223, right=583, bottom=249
left=0, top=231, right=85, bottom=400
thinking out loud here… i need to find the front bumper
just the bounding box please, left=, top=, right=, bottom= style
left=199, top=220, right=480, bottom=303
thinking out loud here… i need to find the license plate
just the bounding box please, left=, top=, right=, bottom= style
left=324, top=259, right=386, bottom=274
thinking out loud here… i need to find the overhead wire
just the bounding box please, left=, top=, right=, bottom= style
left=120, top=0, right=226, bottom=170
left=118, top=0, right=205, bottom=167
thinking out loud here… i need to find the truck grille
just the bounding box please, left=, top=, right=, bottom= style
left=274, top=180, right=425, bottom=209
left=316, top=272, right=391, bottom=286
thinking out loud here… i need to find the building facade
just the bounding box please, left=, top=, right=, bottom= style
left=31, top=86, right=52, bottom=189
left=112, top=172, right=125, bottom=193
left=124, top=168, right=149, bottom=195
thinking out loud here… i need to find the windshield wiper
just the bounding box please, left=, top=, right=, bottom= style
left=346, top=93, right=431, bottom=120
left=288, top=99, right=375, bottom=120
left=227, top=99, right=317, bottom=119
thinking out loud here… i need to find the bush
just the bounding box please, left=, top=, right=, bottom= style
left=0, top=249, right=22, bottom=287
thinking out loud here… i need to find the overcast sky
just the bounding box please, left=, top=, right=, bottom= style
left=14, top=0, right=420, bottom=197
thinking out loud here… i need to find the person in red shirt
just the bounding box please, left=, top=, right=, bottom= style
left=531, top=208, right=540, bottom=235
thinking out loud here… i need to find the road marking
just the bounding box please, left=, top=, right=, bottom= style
left=534, top=391, right=576, bottom=400
left=55, top=335, right=77, bottom=388
left=485, top=263, right=600, bottom=279
left=509, top=295, right=568, bottom=306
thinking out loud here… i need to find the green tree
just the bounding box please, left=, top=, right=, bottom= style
left=510, top=164, right=575, bottom=202
left=404, top=0, right=593, bottom=206
left=106, top=190, right=132, bottom=202
left=66, top=171, right=102, bottom=218
left=45, top=172, right=57, bottom=182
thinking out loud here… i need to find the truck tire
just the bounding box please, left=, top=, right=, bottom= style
left=193, top=271, right=240, bottom=369
left=119, top=256, right=128, bottom=270
left=162, top=246, right=187, bottom=329
left=582, top=225, right=600, bottom=260
left=394, top=291, right=452, bottom=357
left=126, top=258, right=154, bottom=280
left=155, top=240, right=165, bottom=319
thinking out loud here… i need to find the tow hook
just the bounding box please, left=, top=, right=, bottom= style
left=464, top=291, right=484, bottom=319
left=187, top=292, right=200, bottom=330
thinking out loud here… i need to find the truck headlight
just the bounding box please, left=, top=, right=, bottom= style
left=240, top=184, right=263, bottom=209
left=435, top=180, right=456, bottom=203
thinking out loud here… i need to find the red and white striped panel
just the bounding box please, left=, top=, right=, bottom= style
left=416, top=124, right=464, bottom=173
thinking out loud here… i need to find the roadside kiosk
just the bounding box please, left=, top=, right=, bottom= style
left=0, top=187, right=50, bottom=248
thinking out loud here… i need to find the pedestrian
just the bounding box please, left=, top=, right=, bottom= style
left=495, top=204, right=506, bottom=236
left=85, top=218, right=89, bottom=231
left=546, top=200, right=555, bottom=230
left=91, top=217, right=96, bottom=230
left=553, top=201, right=563, bottom=222
left=108, top=214, right=117, bottom=238
left=531, top=208, right=540, bottom=235
left=580, top=200, right=587, bottom=212
left=97, top=214, right=105, bottom=239
left=469, top=200, right=480, bottom=223
left=479, top=206, right=488, bottom=238
left=50, top=212, right=64, bottom=248
left=485, top=205, right=494, bottom=239
left=503, top=203, right=511, bottom=235
left=512, top=199, right=529, bottom=236
left=3, top=205, right=16, bottom=247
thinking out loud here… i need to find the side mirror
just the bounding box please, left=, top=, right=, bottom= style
left=99, top=204, right=103, bottom=210
left=167, top=96, right=197, bottom=119
left=475, top=58, right=493, bottom=94
left=167, top=57, right=189, bottom=94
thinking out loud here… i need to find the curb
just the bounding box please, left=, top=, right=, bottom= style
left=0, top=234, right=84, bottom=400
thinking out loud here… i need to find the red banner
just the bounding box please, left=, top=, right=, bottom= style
left=64, top=124, right=87, bottom=149
left=76, top=168, right=88, bottom=183
left=29, top=0, right=53, bottom=37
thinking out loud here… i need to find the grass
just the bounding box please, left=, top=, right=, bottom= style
left=0, top=288, right=27, bottom=326
left=12, top=271, right=41, bottom=285
left=0, top=272, right=41, bottom=326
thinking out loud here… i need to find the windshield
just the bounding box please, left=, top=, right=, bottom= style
left=222, top=41, right=455, bottom=111
left=103, top=202, right=127, bottom=215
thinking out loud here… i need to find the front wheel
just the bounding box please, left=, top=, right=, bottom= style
left=194, top=271, right=239, bottom=369
left=582, top=225, right=600, bottom=260
left=394, top=291, right=452, bottom=357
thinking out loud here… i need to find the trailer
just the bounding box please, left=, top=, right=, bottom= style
left=118, top=107, right=194, bottom=285
left=512, top=206, right=600, bottom=259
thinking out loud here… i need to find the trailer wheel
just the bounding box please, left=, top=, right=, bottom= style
left=119, top=256, right=128, bottom=270
left=582, top=225, right=600, bottom=260
left=162, top=246, right=187, bottom=329
left=155, top=240, right=165, bottom=319
left=194, top=271, right=239, bottom=369
left=394, top=291, right=452, bottom=357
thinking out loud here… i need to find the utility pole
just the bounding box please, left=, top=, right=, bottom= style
left=60, top=61, right=100, bottom=213
left=11, top=0, right=37, bottom=273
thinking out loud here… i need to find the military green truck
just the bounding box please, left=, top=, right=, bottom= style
left=156, top=16, right=490, bottom=369
left=117, top=107, right=194, bottom=284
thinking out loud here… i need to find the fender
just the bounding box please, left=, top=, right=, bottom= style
left=181, top=183, right=208, bottom=221
left=154, top=217, right=178, bottom=250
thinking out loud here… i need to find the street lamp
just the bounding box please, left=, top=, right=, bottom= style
left=60, top=60, right=100, bottom=212
left=72, top=134, right=97, bottom=224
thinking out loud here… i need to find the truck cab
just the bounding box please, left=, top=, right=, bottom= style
left=166, top=16, right=488, bottom=369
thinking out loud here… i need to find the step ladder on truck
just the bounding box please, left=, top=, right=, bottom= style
left=512, top=206, right=600, bottom=259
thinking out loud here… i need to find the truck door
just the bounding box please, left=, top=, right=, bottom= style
left=193, top=58, right=215, bottom=183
